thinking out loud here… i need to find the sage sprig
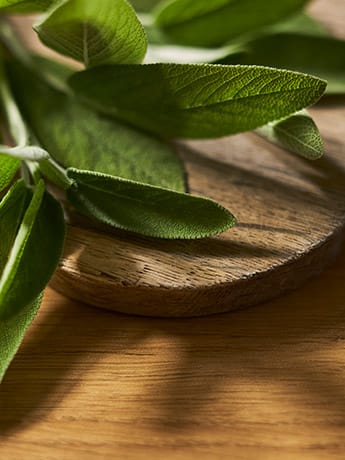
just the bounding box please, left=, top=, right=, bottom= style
left=0, top=0, right=342, bottom=381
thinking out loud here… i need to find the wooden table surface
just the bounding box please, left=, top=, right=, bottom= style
left=1, top=1, right=345, bottom=459
left=0, top=247, right=345, bottom=460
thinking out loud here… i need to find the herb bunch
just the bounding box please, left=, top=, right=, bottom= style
left=0, top=0, right=344, bottom=382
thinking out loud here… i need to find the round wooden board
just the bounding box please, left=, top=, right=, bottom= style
left=50, top=105, right=345, bottom=317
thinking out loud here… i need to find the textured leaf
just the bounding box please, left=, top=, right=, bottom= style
left=0, top=180, right=30, bottom=271
left=7, top=58, right=185, bottom=192
left=256, top=111, right=324, bottom=160
left=69, top=63, right=327, bottom=139
left=0, top=154, right=20, bottom=192
left=0, top=180, right=65, bottom=320
left=0, top=0, right=54, bottom=13
left=67, top=168, right=236, bottom=239
left=0, top=294, right=42, bottom=383
left=34, top=0, right=147, bottom=66
left=224, top=33, right=345, bottom=95
left=153, top=0, right=309, bottom=47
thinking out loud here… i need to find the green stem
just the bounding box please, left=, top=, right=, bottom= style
left=0, top=61, right=28, bottom=146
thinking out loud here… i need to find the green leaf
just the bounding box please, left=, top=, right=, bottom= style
left=0, top=180, right=30, bottom=270
left=67, top=168, right=236, bottom=239
left=0, top=182, right=41, bottom=380
left=0, top=0, right=54, bottom=13
left=256, top=111, right=324, bottom=160
left=0, top=154, right=20, bottom=192
left=0, top=294, right=42, bottom=383
left=153, top=0, right=309, bottom=47
left=69, top=63, right=327, bottom=139
left=34, top=0, right=147, bottom=66
left=7, top=58, right=186, bottom=192
left=223, top=33, right=345, bottom=95
left=0, top=179, right=65, bottom=320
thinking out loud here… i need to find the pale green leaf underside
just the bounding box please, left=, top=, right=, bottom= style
left=256, top=111, right=324, bottom=160
left=0, top=295, right=42, bottom=383
left=0, top=154, right=20, bottom=192
left=154, top=0, right=309, bottom=46
left=69, top=63, right=327, bottom=139
left=8, top=58, right=185, bottom=192
left=34, top=0, right=147, bottom=66
left=67, top=168, right=236, bottom=239
left=0, top=0, right=54, bottom=13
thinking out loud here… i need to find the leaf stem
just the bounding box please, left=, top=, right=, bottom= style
left=0, top=61, right=28, bottom=146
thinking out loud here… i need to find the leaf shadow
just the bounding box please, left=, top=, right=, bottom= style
left=0, top=248, right=344, bottom=436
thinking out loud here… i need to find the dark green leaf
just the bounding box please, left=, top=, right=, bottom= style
left=0, top=294, right=42, bottom=382
left=67, top=168, right=236, bottom=239
left=0, top=180, right=30, bottom=270
left=223, top=33, right=345, bottom=95
left=0, top=154, right=20, bottom=192
left=0, top=0, right=54, bottom=13
left=8, top=58, right=186, bottom=192
left=256, top=111, right=324, bottom=160
left=69, top=63, right=326, bottom=139
left=0, top=179, right=65, bottom=320
left=34, top=0, right=147, bottom=66
left=0, top=182, right=42, bottom=381
left=153, top=0, right=309, bottom=47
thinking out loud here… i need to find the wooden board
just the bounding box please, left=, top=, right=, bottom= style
left=50, top=104, right=345, bottom=316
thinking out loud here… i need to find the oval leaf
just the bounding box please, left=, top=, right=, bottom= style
left=0, top=294, right=42, bottom=382
left=34, top=0, right=147, bottom=66
left=0, top=180, right=65, bottom=320
left=69, top=63, right=327, bottom=139
left=257, top=111, right=324, bottom=160
left=0, top=154, right=20, bottom=192
left=153, top=0, right=309, bottom=47
left=7, top=58, right=186, bottom=192
left=67, top=168, right=236, bottom=239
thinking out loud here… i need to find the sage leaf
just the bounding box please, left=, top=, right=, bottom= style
left=0, top=180, right=30, bottom=271
left=224, top=33, right=345, bottom=95
left=153, top=0, right=309, bottom=47
left=0, top=294, right=42, bottom=383
left=34, top=0, right=147, bottom=66
left=69, top=63, right=327, bottom=139
left=0, top=154, right=20, bottom=192
left=67, top=168, right=236, bottom=239
left=0, top=0, right=54, bottom=13
left=0, top=179, right=65, bottom=320
left=0, top=182, right=42, bottom=382
left=256, top=111, right=324, bottom=160
left=8, top=58, right=186, bottom=192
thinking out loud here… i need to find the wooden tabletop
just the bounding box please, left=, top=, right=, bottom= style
left=0, top=247, right=345, bottom=460
left=1, top=1, right=345, bottom=459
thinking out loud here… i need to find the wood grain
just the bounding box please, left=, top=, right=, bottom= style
left=1, top=249, right=345, bottom=460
